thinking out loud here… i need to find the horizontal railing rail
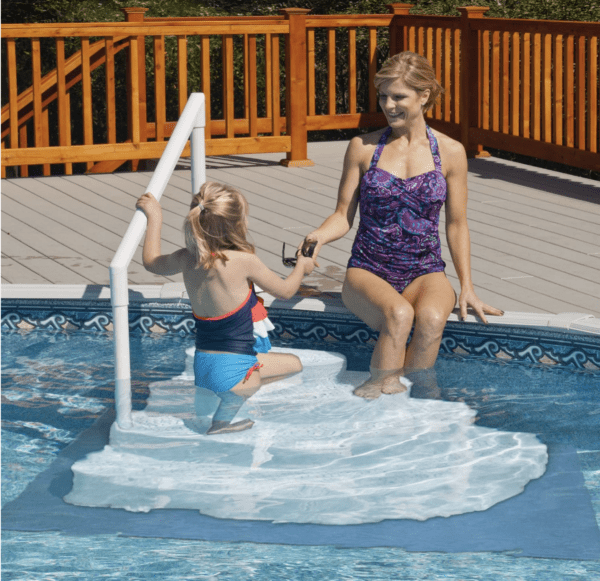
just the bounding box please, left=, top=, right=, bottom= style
left=1, top=5, right=599, bottom=177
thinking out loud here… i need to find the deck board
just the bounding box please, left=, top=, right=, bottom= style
left=1, top=141, right=599, bottom=317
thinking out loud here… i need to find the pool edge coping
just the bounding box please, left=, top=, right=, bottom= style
left=2, top=283, right=599, bottom=336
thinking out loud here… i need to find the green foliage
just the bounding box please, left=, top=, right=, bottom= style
left=409, top=0, right=600, bottom=21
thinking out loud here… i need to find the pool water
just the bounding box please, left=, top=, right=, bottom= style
left=2, top=329, right=599, bottom=580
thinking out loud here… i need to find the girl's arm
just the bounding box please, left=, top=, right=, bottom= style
left=243, top=252, right=314, bottom=300
left=443, top=140, right=503, bottom=322
left=302, top=136, right=364, bottom=261
left=136, top=193, right=187, bottom=276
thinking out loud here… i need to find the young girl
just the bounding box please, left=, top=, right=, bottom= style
left=136, top=181, right=314, bottom=435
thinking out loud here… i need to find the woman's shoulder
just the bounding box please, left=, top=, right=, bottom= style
left=430, top=128, right=466, bottom=159
left=430, top=128, right=467, bottom=173
left=349, top=128, right=387, bottom=149
left=346, top=128, right=387, bottom=166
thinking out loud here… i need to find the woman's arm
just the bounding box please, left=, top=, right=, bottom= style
left=443, top=140, right=503, bottom=322
left=135, top=193, right=187, bottom=276
left=302, top=136, right=366, bottom=260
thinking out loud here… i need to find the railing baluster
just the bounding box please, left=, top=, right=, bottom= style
left=244, top=34, right=250, bottom=121
left=348, top=28, right=357, bottom=115
left=248, top=34, right=258, bottom=137
left=453, top=28, right=460, bottom=125
left=511, top=31, right=520, bottom=137
left=31, top=38, right=44, bottom=169
left=481, top=30, right=490, bottom=130
left=328, top=28, right=336, bottom=116
left=588, top=36, right=598, bottom=153
left=105, top=38, right=116, bottom=147
left=554, top=34, right=563, bottom=145
left=501, top=31, right=509, bottom=134
left=178, top=35, right=188, bottom=116
left=153, top=36, right=166, bottom=142
left=7, top=39, right=19, bottom=162
left=444, top=28, right=451, bottom=122
left=265, top=33, right=273, bottom=121
left=564, top=35, right=574, bottom=148
left=491, top=31, right=500, bottom=132
left=271, top=34, right=280, bottom=136
left=368, top=27, right=377, bottom=113
left=223, top=34, right=235, bottom=139
left=307, top=29, right=316, bottom=116
left=201, top=35, right=211, bottom=139
left=435, top=27, right=442, bottom=120
left=129, top=36, right=140, bottom=146
left=577, top=35, right=586, bottom=151
left=542, top=32, right=552, bottom=144
left=81, top=37, right=93, bottom=172
left=521, top=32, right=531, bottom=139
left=533, top=32, right=541, bottom=141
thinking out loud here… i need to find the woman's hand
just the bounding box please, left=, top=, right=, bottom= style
left=459, top=286, right=504, bottom=323
left=136, top=192, right=162, bottom=222
left=298, top=233, right=323, bottom=267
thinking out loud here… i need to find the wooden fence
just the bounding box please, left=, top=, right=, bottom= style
left=1, top=4, right=599, bottom=177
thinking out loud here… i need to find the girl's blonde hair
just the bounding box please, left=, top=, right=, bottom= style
left=374, top=51, right=444, bottom=112
left=184, top=181, right=254, bottom=269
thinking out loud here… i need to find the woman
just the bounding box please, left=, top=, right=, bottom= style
left=303, top=52, right=503, bottom=399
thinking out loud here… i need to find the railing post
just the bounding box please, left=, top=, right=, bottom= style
left=279, top=8, right=314, bottom=167
left=122, top=7, right=149, bottom=171
left=458, top=6, right=490, bottom=157
left=387, top=3, right=414, bottom=56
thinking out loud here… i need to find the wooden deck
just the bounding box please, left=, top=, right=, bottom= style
left=2, top=140, right=600, bottom=317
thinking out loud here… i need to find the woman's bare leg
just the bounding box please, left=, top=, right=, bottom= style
left=379, top=273, right=455, bottom=395
left=402, top=272, right=456, bottom=370
left=342, top=268, right=415, bottom=399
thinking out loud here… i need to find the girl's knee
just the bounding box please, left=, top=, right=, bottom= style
left=290, top=354, right=303, bottom=373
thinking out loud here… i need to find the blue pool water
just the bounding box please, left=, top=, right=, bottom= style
left=2, top=328, right=599, bottom=580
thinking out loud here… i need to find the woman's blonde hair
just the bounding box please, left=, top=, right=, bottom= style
left=184, top=181, right=254, bottom=269
left=374, top=51, right=444, bottom=112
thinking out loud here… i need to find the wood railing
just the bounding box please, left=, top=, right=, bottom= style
left=392, top=6, right=599, bottom=170
left=2, top=5, right=599, bottom=177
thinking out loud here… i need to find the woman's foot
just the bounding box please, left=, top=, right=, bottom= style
left=353, top=368, right=407, bottom=399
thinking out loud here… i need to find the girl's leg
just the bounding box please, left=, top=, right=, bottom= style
left=256, top=352, right=303, bottom=383
left=207, top=367, right=261, bottom=435
left=342, top=268, right=415, bottom=399
left=207, top=355, right=302, bottom=435
left=377, top=272, right=455, bottom=397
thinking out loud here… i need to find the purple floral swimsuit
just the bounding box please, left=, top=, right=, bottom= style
left=347, top=125, right=447, bottom=293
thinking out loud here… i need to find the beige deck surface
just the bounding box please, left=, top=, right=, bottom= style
left=2, top=140, right=599, bottom=317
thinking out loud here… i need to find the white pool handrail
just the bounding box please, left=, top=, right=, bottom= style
left=109, top=93, right=206, bottom=429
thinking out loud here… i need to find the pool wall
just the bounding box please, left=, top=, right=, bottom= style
left=2, top=289, right=599, bottom=372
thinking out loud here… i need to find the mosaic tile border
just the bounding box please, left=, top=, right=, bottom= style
left=2, top=299, right=599, bottom=371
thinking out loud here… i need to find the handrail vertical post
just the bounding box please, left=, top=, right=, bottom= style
left=387, top=3, right=414, bottom=56
left=279, top=8, right=314, bottom=167
left=191, top=105, right=207, bottom=195
left=458, top=6, right=490, bottom=157
left=110, top=93, right=206, bottom=431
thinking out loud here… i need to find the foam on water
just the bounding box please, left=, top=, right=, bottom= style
left=64, top=348, right=548, bottom=524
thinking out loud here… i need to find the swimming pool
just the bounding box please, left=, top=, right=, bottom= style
left=2, top=298, right=600, bottom=580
